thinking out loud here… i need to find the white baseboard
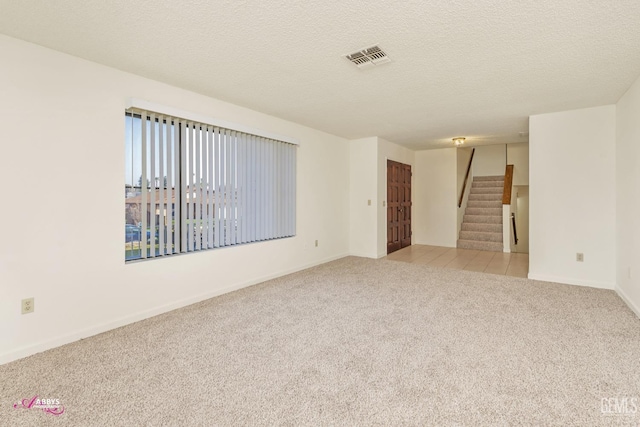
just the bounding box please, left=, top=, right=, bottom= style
left=0, top=253, right=349, bottom=366
left=348, top=251, right=378, bottom=259
left=347, top=251, right=387, bottom=259
left=527, top=273, right=614, bottom=290
left=615, top=285, right=640, bottom=319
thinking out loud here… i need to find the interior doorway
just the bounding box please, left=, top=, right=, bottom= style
left=387, top=160, right=412, bottom=254
left=512, top=186, right=529, bottom=253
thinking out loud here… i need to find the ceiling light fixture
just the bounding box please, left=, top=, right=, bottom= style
left=452, top=137, right=466, bottom=146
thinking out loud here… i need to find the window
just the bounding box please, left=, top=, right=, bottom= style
left=125, top=108, right=297, bottom=261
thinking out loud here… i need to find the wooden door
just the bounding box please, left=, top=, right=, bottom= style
left=387, top=160, right=412, bottom=254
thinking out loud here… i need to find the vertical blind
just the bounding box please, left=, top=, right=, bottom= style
left=125, top=108, right=297, bottom=260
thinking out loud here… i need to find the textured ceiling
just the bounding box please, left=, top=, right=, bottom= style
left=1, top=0, right=640, bottom=149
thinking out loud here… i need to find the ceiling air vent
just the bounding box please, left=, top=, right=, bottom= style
left=345, top=45, right=391, bottom=69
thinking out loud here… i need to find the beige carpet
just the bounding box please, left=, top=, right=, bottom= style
left=2, top=257, right=639, bottom=426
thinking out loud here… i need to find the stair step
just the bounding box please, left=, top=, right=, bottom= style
left=461, top=222, right=502, bottom=233
left=459, top=230, right=503, bottom=242
left=457, top=239, right=503, bottom=252
left=470, top=187, right=503, bottom=194
left=459, top=175, right=506, bottom=252
left=463, top=214, right=502, bottom=224
left=465, top=207, right=502, bottom=216
left=467, top=200, right=502, bottom=208
left=473, top=175, right=505, bottom=182
left=468, top=193, right=502, bottom=201
left=472, top=181, right=504, bottom=188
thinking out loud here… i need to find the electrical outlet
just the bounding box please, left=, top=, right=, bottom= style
left=367, top=199, right=371, bottom=206
left=315, top=240, right=318, bottom=247
left=22, top=298, right=34, bottom=315
left=576, top=253, right=584, bottom=262
left=383, top=201, right=386, bottom=207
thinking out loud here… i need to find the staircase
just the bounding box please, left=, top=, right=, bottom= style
left=457, top=175, right=504, bottom=252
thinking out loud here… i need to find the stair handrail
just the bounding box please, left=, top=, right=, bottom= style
left=511, top=212, right=518, bottom=244
left=502, top=164, right=514, bottom=205
left=458, top=148, right=475, bottom=208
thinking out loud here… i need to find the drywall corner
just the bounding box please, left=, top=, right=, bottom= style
left=413, top=148, right=457, bottom=247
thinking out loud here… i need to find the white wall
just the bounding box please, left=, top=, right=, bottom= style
left=506, top=143, right=529, bottom=185
left=413, top=148, right=458, bottom=247
left=467, top=142, right=526, bottom=181
left=349, top=138, right=378, bottom=258
left=473, top=144, right=506, bottom=176
left=615, top=74, right=640, bottom=316
left=377, top=138, right=415, bottom=257
left=0, top=35, right=350, bottom=364
left=347, top=137, right=414, bottom=258
left=529, top=105, right=616, bottom=289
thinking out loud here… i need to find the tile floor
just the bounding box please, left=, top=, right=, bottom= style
left=385, top=245, right=529, bottom=278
